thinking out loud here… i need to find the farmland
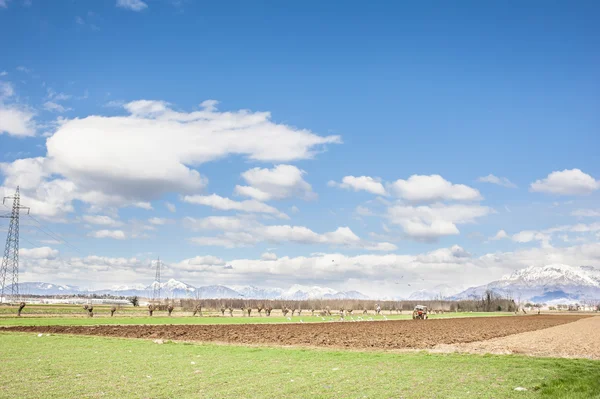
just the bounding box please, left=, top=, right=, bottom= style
left=1, top=305, right=599, bottom=398
left=1, top=315, right=588, bottom=349
left=1, top=327, right=600, bottom=399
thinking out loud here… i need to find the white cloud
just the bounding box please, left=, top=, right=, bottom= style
left=291, top=205, right=300, bottom=214
left=0, top=71, right=7, bottom=76
left=186, top=216, right=395, bottom=251
left=235, top=164, right=316, bottom=201
left=491, top=229, right=508, bottom=240
left=355, top=205, right=375, bottom=216
left=329, top=176, right=387, bottom=196
left=82, top=214, right=123, bottom=227
left=0, top=82, right=36, bottom=137
left=186, top=255, right=226, bottom=266
left=0, top=81, right=14, bottom=98
left=387, top=203, right=492, bottom=240
left=184, top=216, right=251, bottom=232
left=88, top=229, right=126, bottom=239
left=41, top=99, right=337, bottom=208
left=183, top=194, right=288, bottom=219
left=16, top=66, right=31, bottom=73
left=391, top=174, right=482, bottom=202
left=116, top=0, right=147, bottom=11
left=165, top=202, right=176, bottom=213
left=261, top=252, right=278, bottom=261
left=512, top=230, right=551, bottom=247
left=572, top=209, right=600, bottom=218
left=76, top=16, right=85, bottom=25
left=477, top=174, right=517, bottom=188
left=530, top=169, right=599, bottom=195
left=0, top=0, right=8, bottom=8
left=148, top=217, right=169, bottom=225
left=0, top=157, right=48, bottom=189
left=0, top=105, right=36, bottom=136
left=2, top=99, right=337, bottom=218
left=43, top=101, right=71, bottom=113
left=20, top=247, right=58, bottom=260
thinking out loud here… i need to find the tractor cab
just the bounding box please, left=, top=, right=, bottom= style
left=412, top=305, right=428, bottom=320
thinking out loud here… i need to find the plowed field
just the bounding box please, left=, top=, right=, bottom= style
left=1, top=315, right=588, bottom=349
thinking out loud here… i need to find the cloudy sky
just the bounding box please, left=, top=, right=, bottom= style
left=0, top=1, right=599, bottom=297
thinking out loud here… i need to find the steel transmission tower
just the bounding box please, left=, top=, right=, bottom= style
left=152, top=256, right=162, bottom=301
left=0, top=187, right=30, bottom=303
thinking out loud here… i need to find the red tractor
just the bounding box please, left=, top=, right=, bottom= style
left=412, top=305, right=428, bottom=320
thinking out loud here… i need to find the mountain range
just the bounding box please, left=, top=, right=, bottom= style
left=6, top=280, right=369, bottom=301
left=451, top=264, right=600, bottom=304
left=5, top=264, right=600, bottom=304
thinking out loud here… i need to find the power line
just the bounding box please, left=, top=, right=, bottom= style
left=25, top=214, right=84, bottom=256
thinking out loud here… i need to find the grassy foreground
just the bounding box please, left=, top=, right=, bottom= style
left=0, top=332, right=598, bottom=399
left=0, top=312, right=515, bottom=326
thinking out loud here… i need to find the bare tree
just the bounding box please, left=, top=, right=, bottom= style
left=110, top=306, right=116, bottom=317
left=192, top=304, right=202, bottom=316
left=247, top=307, right=252, bottom=317
left=220, top=306, right=226, bottom=316
left=265, top=306, right=273, bottom=316
left=148, top=304, right=155, bottom=316
left=17, top=302, right=25, bottom=317
left=228, top=306, right=233, bottom=317
left=257, top=304, right=264, bottom=316
left=128, top=296, right=139, bottom=306
left=167, top=304, right=174, bottom=316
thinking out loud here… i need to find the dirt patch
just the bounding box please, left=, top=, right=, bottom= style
left=1, top=315, right=589, bottom=350
left=435, top=316, right=600, bottom=359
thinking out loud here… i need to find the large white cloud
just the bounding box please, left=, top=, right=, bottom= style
left=387, top=203, right=492, bottom=240
left=235, top=164, right=316, bottom=201
left=530, top=169, right=599, bottom=195
left=185, top=215, right=396, bottom=251
left=2, top=100, right=338, bottom=218
left=45, top=100, right=338, bottom=201
left=45, top=100, right=337, bottom=200
left=328, top=176, right=387, bottom=196
left=391, top=174, right=482, bottom=202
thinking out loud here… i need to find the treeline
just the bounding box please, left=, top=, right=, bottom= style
left=172, top=291, right=516, bottom=313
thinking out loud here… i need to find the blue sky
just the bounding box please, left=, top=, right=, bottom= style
left=0, top=0, right=599, bottom=296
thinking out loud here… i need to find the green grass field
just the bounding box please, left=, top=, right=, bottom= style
left=0, top=332, right=598, bottom=399
left=0, top=311, right=515, bottom=326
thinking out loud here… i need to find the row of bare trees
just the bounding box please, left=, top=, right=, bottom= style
left=173, top=295, right=517, bottom=314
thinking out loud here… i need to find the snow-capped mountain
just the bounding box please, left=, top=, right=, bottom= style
left=6, top=280, right=367, bottom=300
left=194, top=285, right=242, bottom=299
left=228, top=285, right=284, bottom=299
left=1, top=282, right=81, bottom=296
left=452, top=264, right=600, bottom=303
left=408, top=284, right=459, bottom=300
left=323, top=290, right=370, bottom=300
left=281, top=284, right=338, bottom=300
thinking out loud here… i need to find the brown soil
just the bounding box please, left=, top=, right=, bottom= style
left=1, top=315, right=589, bottom=350
left=436, top=315, right=600, bottom=359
